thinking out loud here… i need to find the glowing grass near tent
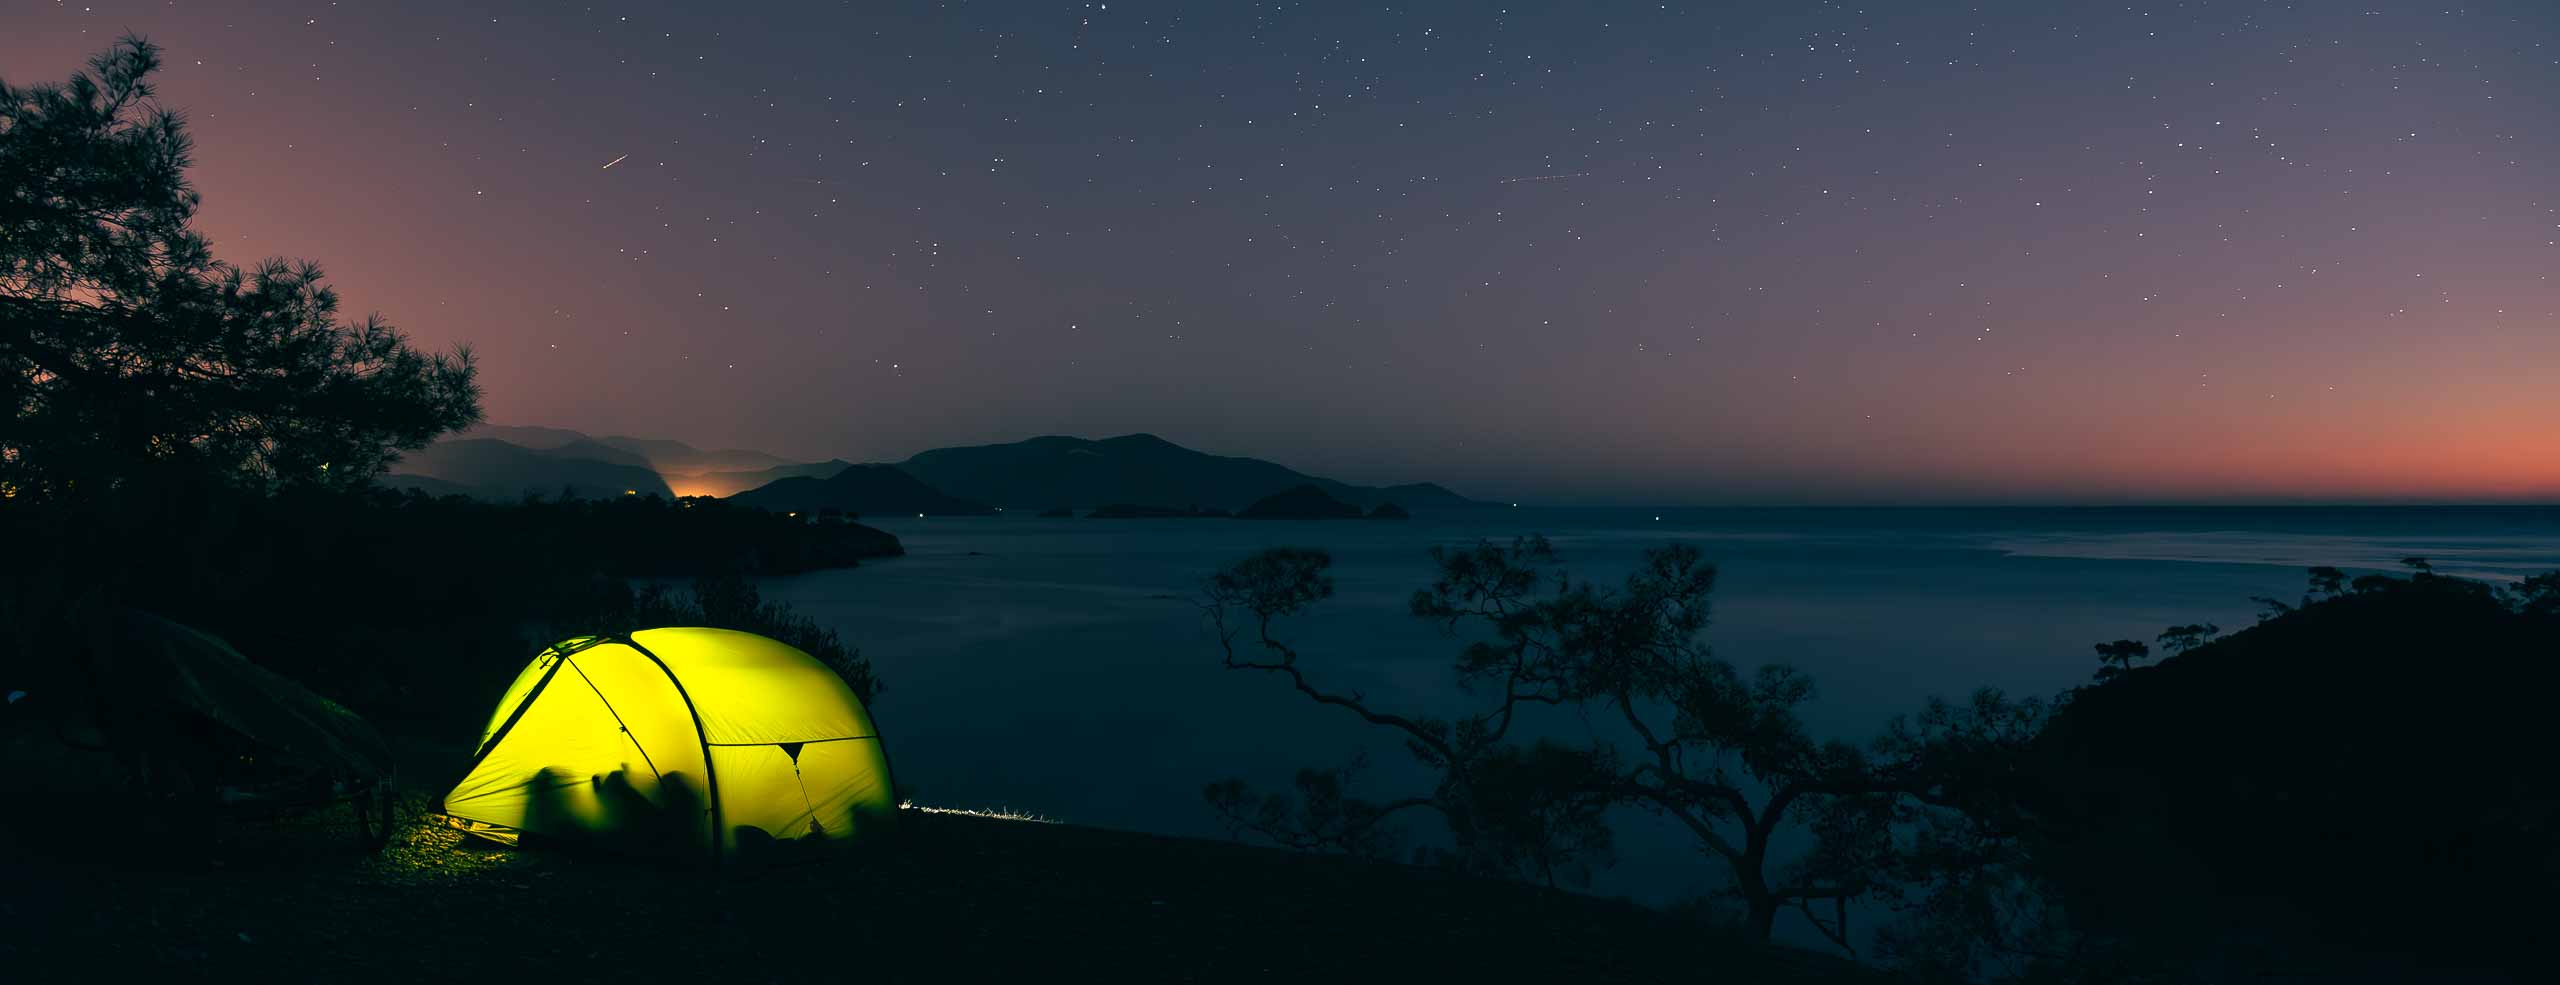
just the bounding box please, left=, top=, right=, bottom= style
left=900, top=802, right=1056, bottom=824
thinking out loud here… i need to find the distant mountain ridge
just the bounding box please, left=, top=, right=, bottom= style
left=454, top=423, right=590, bottom=449
left=389, top=425, right=1482, bottom=513
left=593, top=435, right=795, bottom=475
left=455, top=424, right=794, bottom=475
left=385, top=438, right=674, bottom=501
left=542, top=437, right=654, bottom=470
left=896, top=433, right=1478, bottom=512
left=679, top=459, right=852, bottom=498
left=407, top=425, right=829, bottom=500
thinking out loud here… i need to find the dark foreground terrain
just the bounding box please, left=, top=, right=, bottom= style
left=0, top=804, right=1869, bottom=984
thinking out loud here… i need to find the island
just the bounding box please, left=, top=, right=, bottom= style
left=1235, top=485, right=1365, bottom=519
left=897, top=433, right=1481, bottom=512
left=731, top=463, right=996, bottom=516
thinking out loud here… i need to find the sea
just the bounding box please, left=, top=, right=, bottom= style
left=755, top=505, right=2560, bottom=936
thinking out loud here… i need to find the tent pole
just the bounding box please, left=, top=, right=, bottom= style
left=618, top=634, right=723, bottom=869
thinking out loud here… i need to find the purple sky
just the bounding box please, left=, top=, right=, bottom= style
left=10, top=2, right=2559, bottom=503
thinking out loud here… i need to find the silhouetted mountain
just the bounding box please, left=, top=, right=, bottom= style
left=897, top=433, right=1479, bottom=511
left=386, top=438, right=674, bottom=501
left=457, top=422, right=591, bottom=451
left=1236, top=484, right=1364, bottom=519
left=1367, top=502, right=1410, bottom=520
left=1372, top=482, right=1470, bottom=506
left=457, top=424, right=801, bottom=475
left=596, top=435, right=796, bottom=475
left=732, top=464, right=995, bottom=516
left=425, top=424, right=839, bottom=498
left=544, top=437, right=655, bottom=470
left=411, top=427, right=1485, bottom=514
left=681, top=459, right=853, bottom=498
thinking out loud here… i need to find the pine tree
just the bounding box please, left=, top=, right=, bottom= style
left=1, top=37, right=479, bottom=501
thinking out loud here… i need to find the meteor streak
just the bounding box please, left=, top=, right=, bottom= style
left=600, top=154, right=629, bottom=170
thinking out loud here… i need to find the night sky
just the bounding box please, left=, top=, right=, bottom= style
left=9, top=2, right=2559, bottom=503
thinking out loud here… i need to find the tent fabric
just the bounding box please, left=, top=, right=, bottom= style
left=438, top=628, right=895, bottom=858
left=116, top=609, right=394, bottom=780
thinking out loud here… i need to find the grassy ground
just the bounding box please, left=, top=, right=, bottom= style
left=2, top=795, right=1877, bottom=984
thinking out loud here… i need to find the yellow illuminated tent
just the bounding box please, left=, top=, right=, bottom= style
left=438, top=628, right=896, bottom=860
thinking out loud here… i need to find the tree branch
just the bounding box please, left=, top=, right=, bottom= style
left=1206, top=601, right=1461, bottom=766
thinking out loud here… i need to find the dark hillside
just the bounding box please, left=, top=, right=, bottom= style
left=2025, top=573, right=2559, bottom=977
left=0, top=807, right=1877, bottom=983
left=2, top=486, right=900, bottom=743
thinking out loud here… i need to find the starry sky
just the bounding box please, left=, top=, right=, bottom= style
left=10, top=1, right=2560, bottom=504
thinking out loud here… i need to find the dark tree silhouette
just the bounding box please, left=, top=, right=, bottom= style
left=2, top=38, right=482, bottom=794
left=2152, top=623, right=2218, bottom=657
left=1195, top=544, right=1618, bottom=888
left=2089, top=639, right=2148, bottom=681
left=1, top=37, right=478, bottom=500
left=2512, top=571, right=2560, bottom=618
left=1201, top=536, right=2024, bottom=947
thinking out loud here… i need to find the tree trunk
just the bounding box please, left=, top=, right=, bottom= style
left=1737, top=822, right=1779, bottom=940
left=1744, top=892, right=1780, bottom=940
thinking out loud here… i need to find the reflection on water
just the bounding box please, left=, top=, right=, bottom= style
left=756, top=507, right=2560, bottom=914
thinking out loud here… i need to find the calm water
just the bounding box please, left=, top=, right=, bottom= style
left=756, top=506, right=2560, bottom=923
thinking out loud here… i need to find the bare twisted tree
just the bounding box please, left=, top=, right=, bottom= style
left=1202, top=536, right=2038, bottom=947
